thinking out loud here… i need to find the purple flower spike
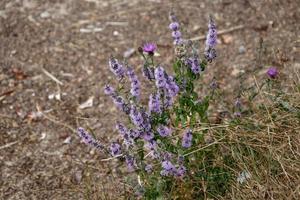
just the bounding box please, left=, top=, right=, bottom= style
left=109, top=58, right=125, bottom=78
left=182, top=129, right=193, bottom=148
left=204, top=17, right=217, bottom=62
left=143, top=43, right=157, bottom=54
left=127, top=67, right=141, bottom=98
left=169, top=22, right=179, bottom=31
left=154, top=66, right=167, bottom=89
left=113, top=96, right=125, bottom=110
left=125, top=155, right=136, bottom=172
left=205, top=17, right=217, bottom=49
left=130, top=105, right=144, bottom=128
left=116, top=122, right=128, bottom=136
left=169, top=12, right=183, bottom=46
left=172, top=31, right=182, bottom=39
left=110, top=142, right=121, bottom=156
left=161, top=160, right=176, bottom=176
left=157, top=125, right=172, bottom=137
left=128, top=129, right=140, bottom=139
left=267, top=67, right=278, bottom=79
left=176, top=165, right=187, bottom=177
left=149, top=93, right=161, bottom=114
left=146, top=140, right=157, bottom=150
left=186, top=57, right=201, bottom=74
left=77, top=127, right=103, bottom=151
left=143, top=132, right=155, bottom=141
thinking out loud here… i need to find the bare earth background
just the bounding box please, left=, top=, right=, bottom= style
left=0, top=0, right=299, bottom=199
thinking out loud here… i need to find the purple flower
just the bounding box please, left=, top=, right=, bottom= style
left=186, top=57, right=201, bottom=74
left=164, top=93, right=173, bottom=108
left=110, top=142, right=121, bottom=156
left=234, top=111, right=242, bottom=118
left=142, top=132, right=155, bottom=141
left=140, top=111, right=152, bottom=131
left=235, top=98, right=242, bottom=109
left=267, top=67, right=278, bottom=79
left=169, top=22, right=179, bottom=31
left=145, top=140, right=157, bottom=150
left=148, top=93, right=161, bottom=114
left=116, top=122, right=128, bottom=136
left=205, top=17, right=217, bottom=49
left=142, top=65, right=155, bottom=81
left=143, top=43, right=157, bottom=54
left=169, top=12, right=183, bottom=46
left=77, top=127, right=103, bottom=151
left=127, top=67, right=141, bottom=98
left=130, top=105, right=144, bottom=128
left=161, top=160, right=176, bottom=176
left=204, top=17, right=217, bottom=62
left=154, top=66, right=167, bottom=89
left=125, top=155, right=135, bottom=172
left=157, top=125, right=172, bottom=137
left=104, top=84, right=115, bottom=96
left=182, top=129, right=193, bottom=148
left=145, top=164, right=153, bottom=173
left=172, top=31, right=182, bottom=39
left=109, top=58, right=125, bottom=78
left=166, top=76, right=180, bottom=97
left=112, top=95, right=125, bottom=110
left=128, top=129, right=140, bottom=139
left=176, top=165, right=187, bottom=177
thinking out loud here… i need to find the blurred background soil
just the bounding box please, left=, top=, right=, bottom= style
left=0, top=0, right=299, bottom=199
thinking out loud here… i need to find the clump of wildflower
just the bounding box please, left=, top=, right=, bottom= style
left=109, top=58, right=125, bottom=78
left=148, top=93, right=161, bottom=114
left=267, top=67, right=278, bottom=79
left=77, top=127, right=103, bottom=151
left=143, top=43, right=157, bottom=55
left=110, top=142, right=121, bottom=156
left=127, top=67, right=141, bottom=99
left=204, top=17, right=217, bottom=62
left=157, top=125, right=172, bottom=137
left=154, top=66, right=167, bottom=89
left=169, top=12, right=183, bottom=45
left=182, top=129, right=193, bottom=148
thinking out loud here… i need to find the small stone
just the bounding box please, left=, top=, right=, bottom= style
left=113, top=31, right=119, bottom=36
left=239, top=45, right=246, bottom=54
left=222, top=35, right=233, bottom=44
left=40, top=11, right=50, bottom=18
left=123, top=48, right=135, bottom=58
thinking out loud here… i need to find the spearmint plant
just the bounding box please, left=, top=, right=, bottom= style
left=77, top=13, right=230, bottom=199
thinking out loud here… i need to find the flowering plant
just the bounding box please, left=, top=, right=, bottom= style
left=77, top=13, right=226, bottom=199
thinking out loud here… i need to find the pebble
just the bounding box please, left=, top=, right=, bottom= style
left=239, top=45, right=246, bottom=54
left=40, top=11, right=50, bottom=18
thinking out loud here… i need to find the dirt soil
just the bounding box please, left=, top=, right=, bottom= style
left=0, top=0, right=299, bottom=199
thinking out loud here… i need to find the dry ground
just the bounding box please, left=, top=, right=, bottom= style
left=0, top=0, right=299, bottom=199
